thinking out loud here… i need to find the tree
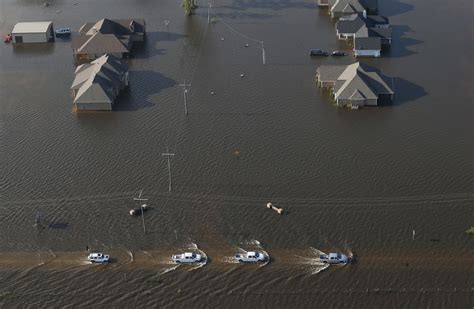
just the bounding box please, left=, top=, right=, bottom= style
left=181, top=0, right=197, bottom=15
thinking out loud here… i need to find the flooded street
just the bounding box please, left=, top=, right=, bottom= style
left=0, top=0, right=472, bottom=307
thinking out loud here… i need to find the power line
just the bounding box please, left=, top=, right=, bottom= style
left=208, top=2, right=266, bottom=64
left=162, top=147, right=175, bottom=193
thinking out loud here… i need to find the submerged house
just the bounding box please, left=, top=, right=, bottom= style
left=336, top=13, right=391, bottom=57
left=71, top=54, right=129, bottom=111
left=315, top=62, right=394, bottom=109
left=319, top=0, right=378, bottom=18
left=72, top=18, right=145, bottom=63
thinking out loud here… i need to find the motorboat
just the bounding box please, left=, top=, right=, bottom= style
left=319, top=252, right=349, bottom=264
left=172, top=252, right=202, bottom=263
left=87, top=252, right=110, bottom=263
left=235, top=251, right=267, bottom=263
left=55, top=27, right=71, bottom=37
left=310, top=49, right=329, bottom=56
left=332, top=51, right=347, bottom=56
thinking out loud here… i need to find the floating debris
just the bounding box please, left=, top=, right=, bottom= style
left=266, top=202, right=283, bottom=215
left=129, top=203, right=148, bottom=216
left=240, top=73, right=245, bottom=78
left=210, top=90, right=215, bottom=95
left=245, top=43, right=249, bottom=47
left=221, top=37, right=225, bottom=41
left=43, top=2, right=50, bottom=7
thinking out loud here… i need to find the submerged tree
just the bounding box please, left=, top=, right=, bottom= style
left=182, top=0, right=197, bottom=15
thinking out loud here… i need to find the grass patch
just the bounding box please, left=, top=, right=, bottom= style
left=465, top=226, right=474, bottom=234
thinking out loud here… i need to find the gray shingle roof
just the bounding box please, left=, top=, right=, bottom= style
left=368, top=27, right=392, bottom=39
left=366, top=15, right=389, bottom=26
left=332, top=0, right=365, bottom=13
left=336, top=15, right=366, bottom=33
left=317, top=65, right=347, bottom=82
left=337, top=13, right=389, bottom=35
left=76, top=33, right=131, bottom=54
left=71, top=54, right=128, bottom=104
left=329, top=0, right=378, bottom=10
left=354, top=37, right=381, bottom=50
left=79, top=18, right=145, bottom=36
left=318, top=62, right=394, bottom=102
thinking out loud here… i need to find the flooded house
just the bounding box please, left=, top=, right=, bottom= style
left=70, top=54, right=129, bottom=111
left=315, top=62, right=394, bottom=109
left=336, top=13, right=391, bottom=57
left=11, top=21, right=54, bottom=43
left=319, top=0, right=378, bottom=18
left=72, top=18, right=145, bottom=63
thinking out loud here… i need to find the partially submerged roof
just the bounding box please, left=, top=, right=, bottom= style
left=76, top=33, right=131, bottom=54
left=354, top=37, right=381, bottom=50
left=331, top=0, right=365, bottom=13
left=336, top=15, right=366, bottom=33
left=366, top=14, right=389, bottom=25
left=71, top=54, right=128, bottom=104
left=332, top=62, right=394, bottom=101
left=368, top=27, right=392, bottom=39
left=317, top=65, right=347, bottom=81
left=12, top=21, right=52, bottom=33
left=337, top=13, right=389, bottom=35
left=329, top=0, right=378, bottom=10
left=80, top=18, right=146, bottom=36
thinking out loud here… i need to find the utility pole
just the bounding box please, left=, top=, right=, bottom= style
left=261, top=41, right=266, bottom=65
left=133, top=190, right=148, bottom=234
left=208, top=1, right=211, bottom=24
left=162, top=147, right=175, bottom=193
left=179, top=80, right=191, bottom=115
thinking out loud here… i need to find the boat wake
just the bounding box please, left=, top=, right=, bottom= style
left=185, top=243, right=208, bottom=270
left=301, top=247, right=331, bottom=274
left=159, top=264, right=180, bottom=274
left=236, top=239, right=270, bottom=267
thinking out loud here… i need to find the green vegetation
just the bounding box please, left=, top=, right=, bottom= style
left=181, top=0, right=197, bottom=15
left=465, top=226, right=474, bottom=234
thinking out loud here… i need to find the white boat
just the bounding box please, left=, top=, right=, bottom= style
left=172, top=252, right=202, bottom=263
left=87, top=252, right=110, bottom=263
left=235, top=251, right=267, bottom=263
left=319, top=252, right=349, bottom=264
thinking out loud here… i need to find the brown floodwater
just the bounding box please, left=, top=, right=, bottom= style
left=0, top=0, right=472, bottom=307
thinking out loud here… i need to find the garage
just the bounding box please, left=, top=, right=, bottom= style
left=11, top=21, right=54, bottom=43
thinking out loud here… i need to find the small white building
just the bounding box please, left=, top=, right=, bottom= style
left=11, top=21, right=54, bottom=43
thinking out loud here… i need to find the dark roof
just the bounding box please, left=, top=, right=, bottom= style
left=79, top=18, right=145, bottom=36
left=368, top=27, right=392, bottom=39
left=354, top=37, right=381, bottom=50
left=336, top=15, right=366, bottom=33
left=76, top=33, right=131, bottom=54
left=329, top=0, right=378, bottom=11
left=366, top=15, right=389, bottom=26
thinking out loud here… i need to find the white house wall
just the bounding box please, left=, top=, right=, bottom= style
left=13, top=32, right=47, bottom=43
left=354, top=49, right=381, bottom=57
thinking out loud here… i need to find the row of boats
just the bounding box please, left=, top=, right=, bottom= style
left=87, top=251, right=349, bottom=265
